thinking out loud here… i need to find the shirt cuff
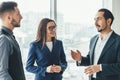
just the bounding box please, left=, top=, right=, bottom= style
left=76, top=60, right=81, bottom=66
left=78, top=60, right=81, bottom=63
left=100, top=64, right=102, bottom=71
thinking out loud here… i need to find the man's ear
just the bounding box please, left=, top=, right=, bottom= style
left=107, top=18, right=112, bottom=25
left=8, top=15, right=11, bottom=20
left=7, top=13, right=12, bottom=23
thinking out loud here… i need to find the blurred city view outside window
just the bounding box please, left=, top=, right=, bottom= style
left=57, top=0, right=102, bottom=80
left=0, top=0, right=102, bottom=80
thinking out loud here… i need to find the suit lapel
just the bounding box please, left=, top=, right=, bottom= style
left=91, top=36, right=99, bottom=64
left=98, top=32, right=115, bottom=62
left=45, top=41, right=56, bottom=53
left=52, top=41, right=58, bottom=53
left=41, top=41, right=57, bottom=58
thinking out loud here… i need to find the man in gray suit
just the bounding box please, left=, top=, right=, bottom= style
left=71, top=8, right=120, bottom=80
left=0, top=1, right=26, bottom=80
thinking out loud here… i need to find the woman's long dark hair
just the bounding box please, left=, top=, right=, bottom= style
left=36, top=18, right=56, bottom=49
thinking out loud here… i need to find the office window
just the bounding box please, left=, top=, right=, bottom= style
left=0, top=0, right=103, bottom=80
left=18, top=1, right=50, bottom=80
left=57, top=0, right=102, bottom=80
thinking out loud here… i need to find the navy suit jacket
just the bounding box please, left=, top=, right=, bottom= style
left=26, top=40, right=67, bottom=80
left=77, top=31, right=120, bottom=80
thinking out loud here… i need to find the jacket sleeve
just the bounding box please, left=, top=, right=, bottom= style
left=77, top=35, right=98, bottom=66
left=59, top=41, right=67, bottom=73
left=0, top=35, right=13, bottom=80
left=77, top=54, right=90, bottom=66
left=26, top=43, right=46, bottom=77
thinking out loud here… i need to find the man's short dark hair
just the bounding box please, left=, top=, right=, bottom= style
left=0, top=1, right=17, bottom=16
left=98, top=8, right=114, bottom=26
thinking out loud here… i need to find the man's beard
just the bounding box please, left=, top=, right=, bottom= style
left=98, top=26, right=107, bottom=32
left=11, top=18, right=20, bottom=27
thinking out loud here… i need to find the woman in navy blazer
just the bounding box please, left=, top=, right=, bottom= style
left=26, top=18, right=67, bottom=80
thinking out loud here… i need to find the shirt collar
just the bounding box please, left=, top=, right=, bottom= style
left=98, top=30, right=113, bottom=41
left=1, top=26, right=13, bottom=35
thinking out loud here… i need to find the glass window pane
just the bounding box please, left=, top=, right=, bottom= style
left=57, top=0, right=102, bottom=80
left=18, top=1, right=50, bottom=80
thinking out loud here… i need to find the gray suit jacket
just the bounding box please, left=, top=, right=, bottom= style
left=77, top=31, right=120, bottom=80
left=0, top=26, right=25, bottom=80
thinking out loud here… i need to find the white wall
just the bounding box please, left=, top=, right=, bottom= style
left=112, top=0, right=120, bottom=34
left=103, top=0, right=120, bottom=35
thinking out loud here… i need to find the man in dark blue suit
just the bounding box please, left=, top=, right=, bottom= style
left=71, top=8, right=120, bottom=80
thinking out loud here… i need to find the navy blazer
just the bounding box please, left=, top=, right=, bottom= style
left=77, top=31, right=120, bottom=80
left=26, top=40, right=67, bottom=80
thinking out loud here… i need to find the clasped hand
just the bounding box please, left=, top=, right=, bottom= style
left=46, top=64, right=61, bottom=73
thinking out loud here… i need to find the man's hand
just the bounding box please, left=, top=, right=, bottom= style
left=84, top=65, right=101, bottom=75
left=71, top=50, right=82, bottom=61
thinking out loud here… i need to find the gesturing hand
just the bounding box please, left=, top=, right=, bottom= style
left=71, top=50, right=82, bottom=61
